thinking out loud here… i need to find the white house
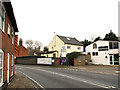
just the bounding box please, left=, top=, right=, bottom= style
left=86, top=40, right=119, bottom=65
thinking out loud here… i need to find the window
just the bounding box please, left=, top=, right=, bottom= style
left=87, top=52, right=91, bottom=55
left=109, top=42, right=112, bottom=49
left=61, top=46, right=66, bottom=52
left=52, top=47, right=54, bottom=50
left=98, top=46, right=108, bottom=51
left=0, top=7, right=5, bottom=32
left=92, top=52, right=98, bottom=56
left=0, top=49, right=4, bottom=83
left=77, top=47, right=81, bottom=50
left=67, top=46, right=71, bottom=49
left=109, top=42, right=118, bottom=49
left=12, top=29, right=14, bottom=44
left=114, top=42, right=118, bottom=49
left=8, top=24, right=11, bottom=35
left=66, top=38, right=70, bottom=40
left=0, top=16, right=2, bottom=30
left=93, top=43, right=97, bottom=49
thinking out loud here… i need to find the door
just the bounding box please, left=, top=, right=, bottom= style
left=11, top=55, right=14, bottom=76
left=7, top=53, right=10, bottom=83
left=114, top=54, right=119, bottom=65
left=110, top=55, right=114, bottom=65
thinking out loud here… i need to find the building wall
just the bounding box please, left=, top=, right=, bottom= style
left=0, top=4, right=16, bottom=85
left=49, top=35, right=64, bottom=57
left=15, top=46, right=28, bottom=57
left=86, top=41, right=119, bottom=65
left=65, top=44, right=83, bottom=54
left=49, top=35, right=83, bottom=57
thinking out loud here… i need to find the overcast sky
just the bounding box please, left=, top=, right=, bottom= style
left=11, top=0, right=119, bottom=47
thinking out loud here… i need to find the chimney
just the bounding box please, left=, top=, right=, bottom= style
left=19, top=38, right=23, bottom=46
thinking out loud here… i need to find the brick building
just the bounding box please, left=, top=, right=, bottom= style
left=0, top=1, right=18, bottom=88
left=15, top=38, right=28, bottom=57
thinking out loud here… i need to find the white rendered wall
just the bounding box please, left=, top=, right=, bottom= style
left=86, top=41, right=118, bottom=65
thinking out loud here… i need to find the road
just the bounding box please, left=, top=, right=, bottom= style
left=15, top=65, right=119, bottom=89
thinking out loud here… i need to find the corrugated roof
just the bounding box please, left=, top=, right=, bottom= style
left=57, top=35, right=83, bottom=46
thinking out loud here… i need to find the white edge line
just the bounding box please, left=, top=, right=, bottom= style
left=27, top=67, right=117, bottom=89
left=19, top=67, right=117, bottom=89
left=18, top=71, right=45, bottom=90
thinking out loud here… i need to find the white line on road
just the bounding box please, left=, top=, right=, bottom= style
left=18, top=66, right=117, bottom=89
left=18, top=71, right=45, bottom=90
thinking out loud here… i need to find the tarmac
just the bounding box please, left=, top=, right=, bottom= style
left=4, top=65, right=119, bottom=89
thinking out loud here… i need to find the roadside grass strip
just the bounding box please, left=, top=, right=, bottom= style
left=24, top=67, right=117, bottom=89
left=18, top=71, right=45, bottom=90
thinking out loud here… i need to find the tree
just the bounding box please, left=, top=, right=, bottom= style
left=104, top=30, right=118, bottom=41
left=94, top=36, right=102, bottom=42
left=26, top=40, right=33, bottom=49
left=90, top=34, right=97, bottom=42
left=43, top=46, right=49, bottom=53
left=25, top=40, right=43, bottom=55
left=25, top=40, right=34, bottom=55
left=82, top=39, right=91, bottom=52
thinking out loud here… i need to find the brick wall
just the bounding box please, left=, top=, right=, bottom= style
left=55, top=58, right=60, bottom=65
left=1, top=12, right=15, bottom=83
left=15, top=46, right=28, bottom=57
left=74, top=54, right=91, bottom=66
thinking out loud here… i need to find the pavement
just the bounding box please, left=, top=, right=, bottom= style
left=5, top=65, right=119, bottom=89
left=5, top=71, right=36, bottom=89
left=58, top=65, right=120, bottom=76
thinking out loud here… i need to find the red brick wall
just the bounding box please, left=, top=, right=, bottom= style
left=15, top=46, right=28, bottom=57
left=55, top=58, right=60, bottom=65
left=1, top=12, right=15, bottom=83
left=74, top=58, right=77, bottom=66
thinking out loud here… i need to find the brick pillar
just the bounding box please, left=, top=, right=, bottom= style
left=74, top=58, right=77, bottom=66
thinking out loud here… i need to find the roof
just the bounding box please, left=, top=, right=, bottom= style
left=41, top=50, right=58, bottom=54
left=57, top=35, right=83, bottom=46
left=94, top=40, right=119, bottom=42
left=3, top=1, right=18, bottom=32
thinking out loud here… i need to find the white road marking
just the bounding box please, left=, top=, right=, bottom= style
left=18, top=71, right=45, bottom=90
left=21, top=66, right=117, bottom=89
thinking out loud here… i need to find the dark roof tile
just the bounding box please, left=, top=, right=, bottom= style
left=57, top=35, right=83, bottom=46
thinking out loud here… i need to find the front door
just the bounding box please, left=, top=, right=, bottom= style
left=7, top=53, right=10, bottom=83
left=110, top=55, right=114, bottom=65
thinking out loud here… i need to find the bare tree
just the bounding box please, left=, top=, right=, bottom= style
left=25, top=40, right=43, bottom=56
left=90, top=34, right=97, bottom=42
left=26, top=40, right=33, bottom=49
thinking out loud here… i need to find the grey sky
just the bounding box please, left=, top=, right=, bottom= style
left=11, top=0, right=119, bottom=47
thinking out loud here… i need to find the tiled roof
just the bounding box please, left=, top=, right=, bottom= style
left=57, top=35, right=83, bottom=46
left=3, top=2, right=18, bottom=32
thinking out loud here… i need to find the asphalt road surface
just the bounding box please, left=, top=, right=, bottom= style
left=15, top=65, right=119, bottom=89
